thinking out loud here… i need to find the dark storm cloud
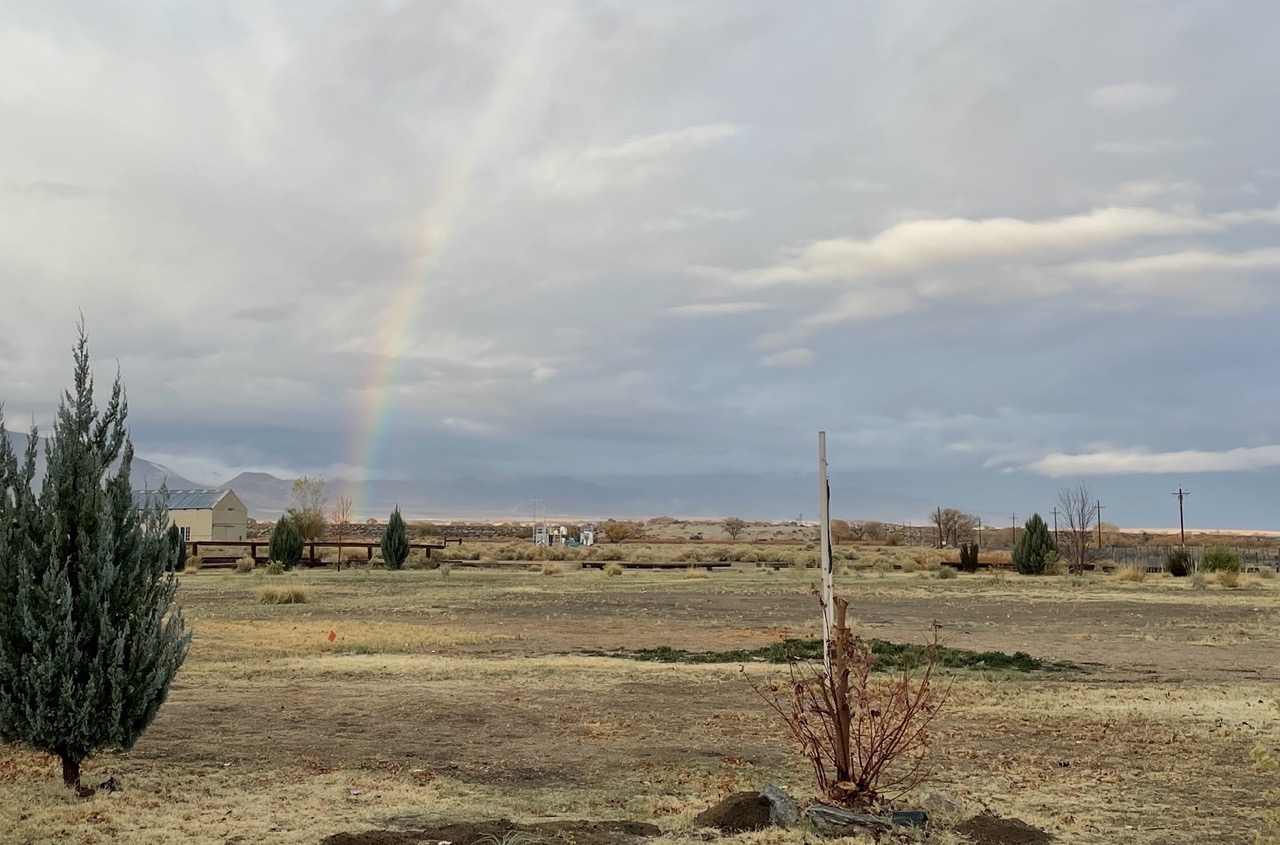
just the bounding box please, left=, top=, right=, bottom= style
left=1, top=1, right=1278, bottom=524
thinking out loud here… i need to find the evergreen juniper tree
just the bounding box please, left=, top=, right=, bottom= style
left=167, top=522, right=187, bottom=571
left=268, top=514, right=303, bottom=569
left=0, top=327, right=189, bottom=789
left=381, top=506, right=410, bottom=570
left=1013, top=513, right=1057, bottom=575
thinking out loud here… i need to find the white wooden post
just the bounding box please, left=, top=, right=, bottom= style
left=819, top=430, right=833, bottom=675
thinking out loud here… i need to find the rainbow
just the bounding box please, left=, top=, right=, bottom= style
left=346, top=14, right=560, bottom=518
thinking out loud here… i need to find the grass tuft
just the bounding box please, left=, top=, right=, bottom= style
left=259, top=586, right=309, bottom=605
left=603, top=562, right=624, bottom=577
left=1116, top=565, right=1147, bottom=583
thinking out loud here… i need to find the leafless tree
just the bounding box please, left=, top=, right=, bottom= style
left=846, top=521, right=867, bottom=541
left=930, top=507, right=978, bottom=548
left=1057, top=482, right=1096, bottom=575
left=862, top=520, right=887, bottom=542
left=288, top=475, right=328, bottom=541
left=750, top=596, right=949, bottom=810
left=722, top=517, right=747, bottom=539
left=602, top=520, right=639, bottom=544
left=329, top=495, right=353, bottom=571
left=830, top=519, right=854, bottom=544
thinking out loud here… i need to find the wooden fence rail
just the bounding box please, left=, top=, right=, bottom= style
left=188, top=538, right=456, bottom=566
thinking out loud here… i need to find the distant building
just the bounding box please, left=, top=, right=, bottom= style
left=580, top=524, right=596, bottom=547
left=132, top=489, right=248, bottom=543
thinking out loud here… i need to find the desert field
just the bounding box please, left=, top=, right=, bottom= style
left=3, top=552, right=1280, bottom=844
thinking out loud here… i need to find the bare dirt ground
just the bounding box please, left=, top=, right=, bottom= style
left=3, top=562, right=1279, bottom=844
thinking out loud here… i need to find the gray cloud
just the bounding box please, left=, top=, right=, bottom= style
left=1, top=1, right=1278, bottom=526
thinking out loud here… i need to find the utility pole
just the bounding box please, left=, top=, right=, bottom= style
left=1172, top=488, right=1190, bottom=547
left=1010, top=513, right=1017, bottom=547
left=1051, top=507, right=1060, bottom=545
left=977, top=517, right=982, bottom=547
left=818, top=431, right=833, bottom=675
left=1095, top=501, right=1105, bottom=550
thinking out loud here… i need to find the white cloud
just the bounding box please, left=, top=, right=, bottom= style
left=1105, top=178, right=1200, bottom=203
left=667, top=301, right=771, bottom=317
left=1089, top=82, right=1175, bottom=110
left=762, top=347, right=813, bottom=367
left=1093, top=138, right=1209, bottom=155
left=733, top=206, right=1216, bottom=287
left=1067, top=247, right=1280, bottom=280
left=1026, top=445, right=1280, bottom=477
left=530, top=122, right=739, bottom=197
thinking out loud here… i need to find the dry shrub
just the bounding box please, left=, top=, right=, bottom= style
left=259, top=586, right=309, bottom=604
left=751, top=598, right=948, bottom=810
left=937, top=566, right=957, bottom=580
left=684, top=567, right=709, bottom=579
left=265, top=560, right=285, bottom=575
left=234, top=556, right=255, bottom=574
left=1116, top=565, right=1147, bottom=583
left=1216, top=570, right=1240, bottom=588
left=526, top=563, right=542, bottom=572
left=1191, top=572, right=1208, bottom=590
left=604, top=562, right=624, bottom=577
left=183, top=555, right=202, bottom=575
left=1258, top=567, right=1276, bottom=580
left=541, top=562, right=563, bottom=576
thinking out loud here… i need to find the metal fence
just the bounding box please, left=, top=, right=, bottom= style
left=1100, top=545, right=1280, bottom=572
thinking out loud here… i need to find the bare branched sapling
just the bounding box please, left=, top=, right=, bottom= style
left=751, top=596, right=949, bottom=811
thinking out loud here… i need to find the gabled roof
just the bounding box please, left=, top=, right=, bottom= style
left=132, top=489, right=232, bottom=510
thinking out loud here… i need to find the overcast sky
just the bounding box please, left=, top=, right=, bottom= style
left=2, top=2, right=1278, bottom=527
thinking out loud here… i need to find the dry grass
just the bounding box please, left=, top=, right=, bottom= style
left=234, top=555, right=255, bottom=573
left=259, top=585, right=309, bottom=604
left=1216, top=570, right=1241, bottom=588
left=604, top=562, right=624, bottom=577
left=1116, top=564, right=1147, bottom=583
left=541, top=562, right=564, bottom=576
left=683, top=567, right=709, bottom=580
left=6, top=564, right=1280, bottom=845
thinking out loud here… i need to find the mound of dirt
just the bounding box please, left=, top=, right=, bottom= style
left=954, top=814, right=1052, bottom=845
left=693, top=791, right=773, bottom=833
left=320, top=819, right=661, bottom=845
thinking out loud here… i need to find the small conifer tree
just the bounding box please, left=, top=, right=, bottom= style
left=268, top=515, right=304, bottom=570
left=1013, top=513, right=1057, bottom=575
left=381, top=506, right=410, bottom=570
left=0, top=327, right=189, bottom=789
left=167, top=522, right=187, bottom=571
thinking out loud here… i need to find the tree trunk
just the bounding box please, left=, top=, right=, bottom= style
left=61, top=755, right=80, bottom=789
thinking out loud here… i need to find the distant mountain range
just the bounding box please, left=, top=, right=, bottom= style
left=2, top=430, right=934, bottom=523
left=218, top=469, right=935, bottom=523
left=2, top=430, right=203, bottom=492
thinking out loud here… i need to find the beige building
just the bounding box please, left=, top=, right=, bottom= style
left=133, top=489, right=248, bottom=543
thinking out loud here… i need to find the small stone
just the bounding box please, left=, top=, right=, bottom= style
left=921, top=790, right=962, bottom=817
left=759, top=783, right=800, bottom=828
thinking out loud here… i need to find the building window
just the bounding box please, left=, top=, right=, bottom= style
left=179, top=526, right=191, bottom=542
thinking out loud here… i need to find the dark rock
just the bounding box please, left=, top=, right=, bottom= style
left=890, top=810, right=927, bottom=828
left=805, top=804, right=929, bottom=835
left=759, top=783, right=800, bottom=828
left=805, top=805, right=891, bottom=834
left=954, top=814, right=1052, bottom=845
left=694, top=792, right=773, bottom=833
